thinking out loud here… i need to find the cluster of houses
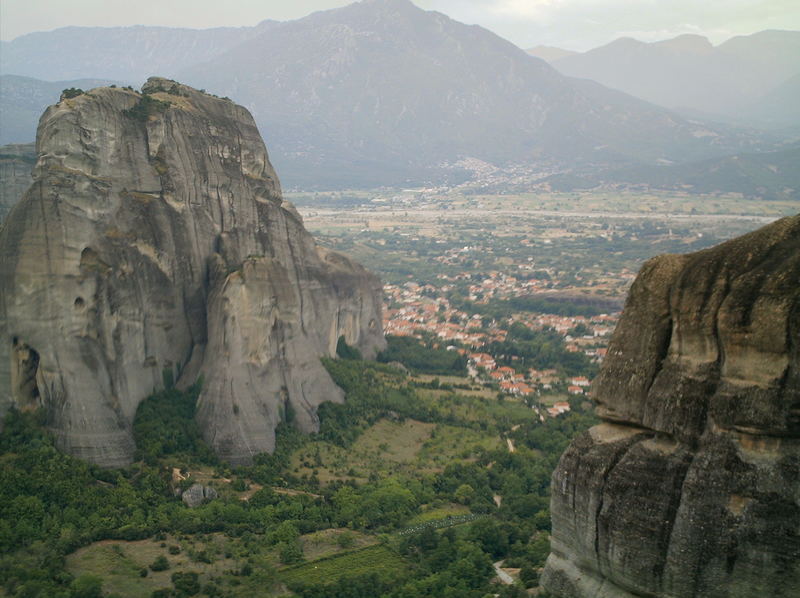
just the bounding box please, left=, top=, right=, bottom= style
left=384, top=281, right=617, bottom=364
left=383, top=282, right=509, bottom=347
left=469, top=356, right=593, bottom=399
left=382, top=278, right=620, bottom=417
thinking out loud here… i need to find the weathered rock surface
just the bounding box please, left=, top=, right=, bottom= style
left=181, top=483, right=218, bottom=508
left=542, top=215, right=800, bottom=597
left=0, top=143, right=35, bottom=222
left=0, top=78, right=385, bottom=467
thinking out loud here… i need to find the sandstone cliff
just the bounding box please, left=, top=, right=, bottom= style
left=542, top=215, right=800, bottom=597
left=0, top=143, right=34, bottom=222
left=0, top=78, right=385, bottom=467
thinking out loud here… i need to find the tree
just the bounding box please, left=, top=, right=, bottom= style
left=171, top=571, right=201, bottom=596
left=337, top=531, right=356, bottom=549
left=61, top=88, right=84, bottom=100
left=268, top=521, right=299, bottom=546
left=454, top=483, right=475, bottom=505
left=70, top=574, right=103, bottom=598
left=519, top=564, right=539, bottom=588
left=150, top=555, right=170, bottom=571
left=279, top=541, right=304, bottom=565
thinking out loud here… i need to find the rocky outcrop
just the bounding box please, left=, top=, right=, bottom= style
left=0, top=143, right=35, bottom=222
left=181, top=484, right=218, bottom=508
left=0, top=78, right=385, bottom=467
left=542, top=215, right=800, bottom=597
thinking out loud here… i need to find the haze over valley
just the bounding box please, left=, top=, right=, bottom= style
left=2, top=0, right=797, bottom=193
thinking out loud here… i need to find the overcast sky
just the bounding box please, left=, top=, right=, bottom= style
left=2, top=0, right=798, bottom=50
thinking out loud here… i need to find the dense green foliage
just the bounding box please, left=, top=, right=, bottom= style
left=0, top=410, right=173, bottom=596
left=123, top=93, right=171, bottom=121
left=317, top=359, right=435, bottom=446
left=0, top=356, right=596, bottom=597
left=378, top=336, right=468, bottom=375
left=60, top=88, right=84, bottom=99
left=335, top=335, right=362, bottom=360
left=486, top=322, right=598, bottom=377
left=452, top=294, right=614, bottom=318
left=144, top=81, right=189, bottom=97
left=133, top=383, right=216, bottom=464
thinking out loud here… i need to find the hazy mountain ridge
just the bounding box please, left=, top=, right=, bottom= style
left=747, top=72, right=800, bottom=128
left=542, top=145, right=800, bottom=199
left=174, top=0, right=756, bottom=186
left=0, top=0, right=788, bottom=187
left=0, top=22, right=276, bottom=82
left=0, top=75, right=123, bottom=144
left=526, top=46, right=577, bottom=62
left=547, top=30, right=800, bottom=127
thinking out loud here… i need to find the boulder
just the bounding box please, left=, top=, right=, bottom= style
left=181, top=483, right=218, bottom=508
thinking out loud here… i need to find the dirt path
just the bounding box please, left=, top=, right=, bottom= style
left=493, top=561, right=514, bottom=585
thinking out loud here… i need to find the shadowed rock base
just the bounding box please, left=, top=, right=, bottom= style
left=542, top=215, right=800, bottom=597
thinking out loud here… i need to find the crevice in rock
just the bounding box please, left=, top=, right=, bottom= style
left=644, top=314, right=672, bottom=398
left=593, top=436, right=650, bottom=568
left=11, top=337, right=41, bottom=409
left=653, top=447, right=694, bottom=584
left=787, top=401, right=800, bottom=435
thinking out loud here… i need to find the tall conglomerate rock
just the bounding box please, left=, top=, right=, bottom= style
left=541, top=215, right=800, bottom=597
left=0, top=78, right=385, bottom=467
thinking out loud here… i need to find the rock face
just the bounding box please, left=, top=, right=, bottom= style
left=0, top=78, right=385, bottom=467
left=542, top=215, right=800, bottom=597
left=0, top=143, right=35, bottom=221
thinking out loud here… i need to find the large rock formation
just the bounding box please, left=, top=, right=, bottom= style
left=542, top=215, right=800, bottom=597
left=0, top=78, right=385, bottom=467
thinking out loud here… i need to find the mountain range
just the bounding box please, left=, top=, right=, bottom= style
left=0, top=75, right=121, bottom=144
left=532, top=30, right=800, bottom=128
left=542, top=145, right=800, bottom=200
left=0, top=0, right=793, bottom=189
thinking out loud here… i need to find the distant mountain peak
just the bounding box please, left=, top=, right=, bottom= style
left=551, top=29, right=800, bottom=122
left=654, top=33, right=712, bottom=53
left=352, top=0, right=421, bottom=13
left=527, top=45, right=577, bottom=63
left=362, top=0, right=414, bottom=5
left=607, top=36, right=645, bottom=48
left=360, top=0, right=417, bottom=7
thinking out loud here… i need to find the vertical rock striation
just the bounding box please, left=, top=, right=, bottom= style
left=0, top=143, right=35, bottom=222
left=542, top=215, right=800, bottom=597
left=0, top=78, right=385, bottom=467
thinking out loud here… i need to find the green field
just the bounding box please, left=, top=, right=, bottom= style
left=65, top=528, right=386, bottom=597
left=290, top=413, right=507, bottom=483
left=407, top=503, right=472, bottom=525
left=65, top=536, right=244, bottom=598
left=278, top=545, right=411, bottom=586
